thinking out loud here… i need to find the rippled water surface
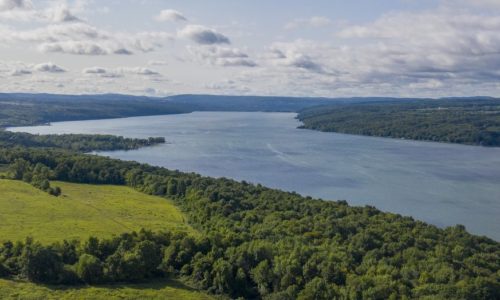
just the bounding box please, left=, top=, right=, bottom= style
left=10, top=112, right=500, bottom=240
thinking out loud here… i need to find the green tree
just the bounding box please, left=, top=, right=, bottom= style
left=251, top=260, right=273, bottom=296
left=297, top=277, right=340, bottom=300
left=76, top=254, right=103, bottom=284
left=7, top=158, right=31, bottom=180
left=20, top=240, right=62, bottom=283
left=211, top=259, right=234, bottom=294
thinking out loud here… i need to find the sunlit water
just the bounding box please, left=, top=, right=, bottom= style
left=9, top=112, right=500, bottom=240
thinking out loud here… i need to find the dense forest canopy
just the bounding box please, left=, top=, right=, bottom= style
left=298, top=98, right=500, bottom=146
left=0, top=131, right=165, bottom=152
left=0, top=94, right=189, bottom=127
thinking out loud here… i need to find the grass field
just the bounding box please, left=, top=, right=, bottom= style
left=0, top=179, right=194, bottom=243
left=0, top=279, right=215, bottom=300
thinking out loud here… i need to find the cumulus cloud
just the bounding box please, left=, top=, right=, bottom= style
left=250, top=9, right=500, bottom=96
left=290, top=55, right=324, bottom=72
left=336, top=10, right=500, bottom=83
left=285, top=16, right=332, bottom=30
left=82, top=66, right=160, bottom=78
left=265, top=42, right=330, bottom=74
left=47, top=5, right=81, bottom=23
left=113, top=48, right=133, bottom=55
left=179, top=25, right=230, bottom=45
left=120, top=67, right=160, bottom=76
left=0, top=1, right=83, bottom=23
left=34, top=62, right=65, bottom=72
left=0, top=22, right=172, bottom=55
left=38, top=41, right=107, bottom=55
left=129, top=31, right=174, bottom=52
left=0, top=0, right=37, bottom=21
left=0, top=0, right=32, bottom=11
left=1, top=61, right=67, bottom=77
left=3, top=2, right=500, bottom=97
left=155, top=9, right=187, bottom=22
left=188, top=46, right=257, bottom=67
left=10, top=68, right=31, bottom=76
left=82, top=66, right=106, bottom=74
left=242, top=9, right=500, bottom=96
left=82, top=66, right=122, bottom=78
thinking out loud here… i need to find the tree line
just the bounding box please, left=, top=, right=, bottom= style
left=0, top=131, right=165, bottom=152
left=0, top=146, right=498, bottom=299
left=0, top=132, right=165, bottom=195
left=298, top=99, right=500, bottom=146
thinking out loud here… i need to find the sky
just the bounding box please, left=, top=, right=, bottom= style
left=1, top=0, right=500, bottom=97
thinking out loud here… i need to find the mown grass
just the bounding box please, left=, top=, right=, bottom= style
left=0, top=279, right=215, bottom=300
left=0, top=179, right=195, bottom=243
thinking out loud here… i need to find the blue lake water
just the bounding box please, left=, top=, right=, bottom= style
left=9, top=112, right=500, bottom=240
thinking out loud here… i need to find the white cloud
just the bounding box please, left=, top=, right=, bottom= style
left=82, top=66, right=122, bottom=78
left=187, top=46, right=257, bottom=67
left=113, top=48, right=133, bottom=55
left=1, top=61, right=67, bottom=77
left=336, top=10, right=500, bottom=84
left=119, top=67, right=160, bottom=76
left=82, top=66, right=106, bottom=74
left=179, top=25, right=230, bottom=45
left=0, top=0, right=37, bottom=21
left=2, top=2, right=500, bottom=97
left=34, top=62, right=65, bottom=72
left=38, top=41, right=108, bottom=55
left=264, top=41, right=332, bottom=74
left=0, top=1, right=83, bottom=23
left=285, top=16, right=332, bottom=30
left=155, top=9, right=187, bottom=22
left=10, top=68, right=31, bottom=76
left=0, top=22, right=173, bottom=55
left=47, top=5, right=81, bottom=23
left=82, top=66, right=161, bottom=78
left=251, top=9, right=500, bottom=96
left=0, top=0, right=32, bottom=11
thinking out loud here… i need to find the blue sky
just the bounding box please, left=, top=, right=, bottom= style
left=1, top=0, right=500, bottom=97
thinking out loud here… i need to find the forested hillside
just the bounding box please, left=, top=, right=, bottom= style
left=298, top=98, right=500, bottom=146
left=0, top=131, right=165, bottom=152
left=0, top=94, right=189, bottom=127
left=0, top=92, right=414, bottom=128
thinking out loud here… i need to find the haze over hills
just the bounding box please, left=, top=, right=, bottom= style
left=1, top=92, right=497, bottom=113
left=0, top=93, right=402, bottom=126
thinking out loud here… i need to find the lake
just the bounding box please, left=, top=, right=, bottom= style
left=9, top=112, right=500, bottom=240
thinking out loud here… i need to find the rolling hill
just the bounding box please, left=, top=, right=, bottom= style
left=0, top=180, right=194, bottom=243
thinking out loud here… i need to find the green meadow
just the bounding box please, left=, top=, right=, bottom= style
left=0, top=179, right=216, bottom=299
left=0, top=279, right=215, bottom=300
left=0, top=179, right=194, bottom=243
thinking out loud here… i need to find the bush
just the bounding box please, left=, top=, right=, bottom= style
left=76, top=254, right=103, bottom=284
